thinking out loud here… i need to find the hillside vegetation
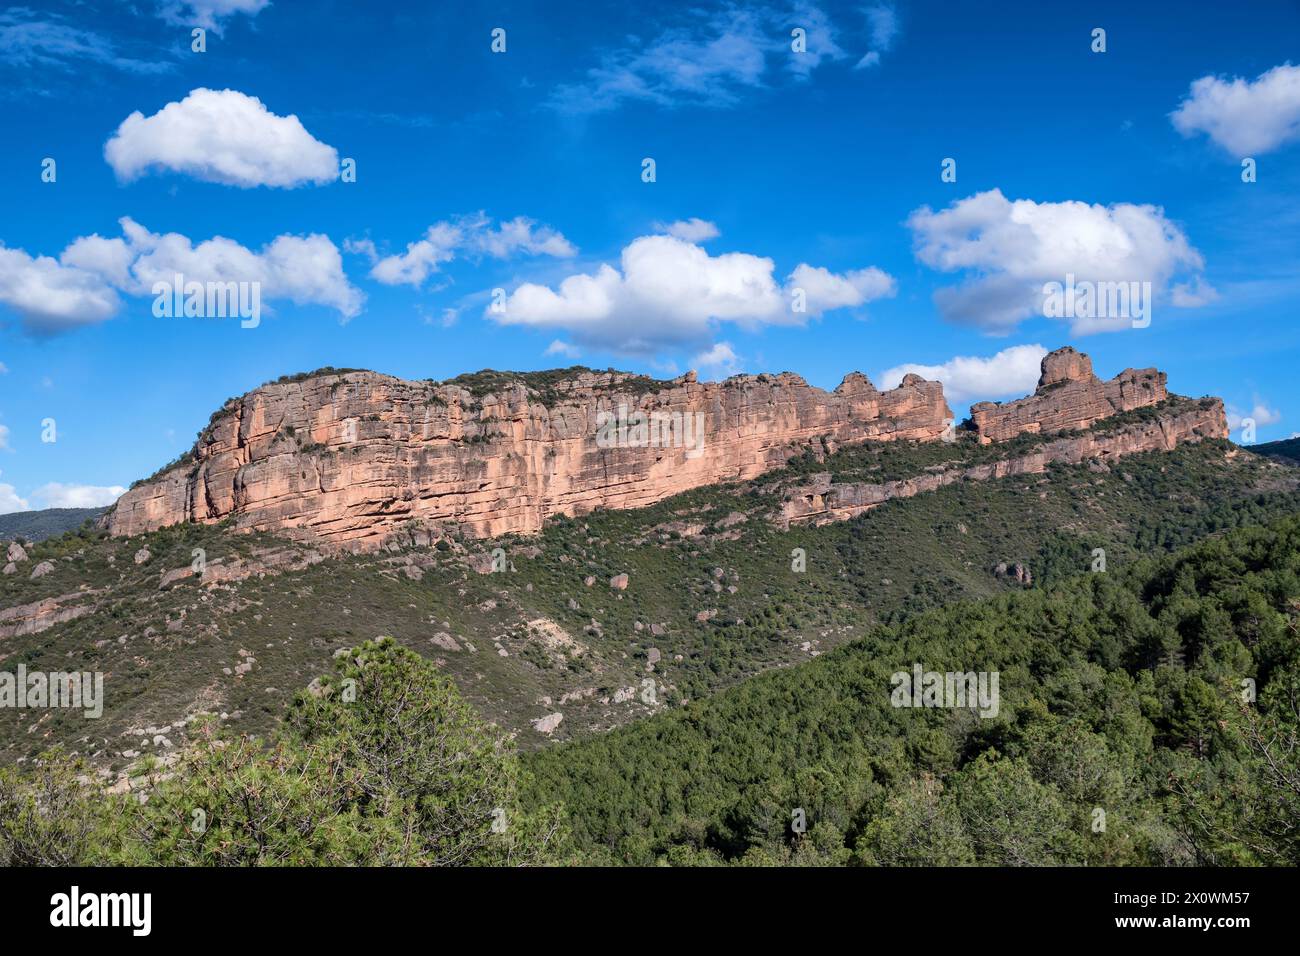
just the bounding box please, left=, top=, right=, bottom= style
left=525, top=513, right=1300, bottom=866
left=5, top=514, right=1298, bottom=866
left=2, top=439, right=1298, bottom=769
left=0, top=508, right=104, bottom=543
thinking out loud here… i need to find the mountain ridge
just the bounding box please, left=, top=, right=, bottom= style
left=104, top=346, right=1225, bottom=549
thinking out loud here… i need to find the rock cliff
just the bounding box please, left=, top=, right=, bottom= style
left=106, top=366, right=952, bottom=547
left=780, top=397, right=1229, bottom=526
left=970, top=347, right=1167, bottom=444
left=104, top=348, right=1228, bottom=547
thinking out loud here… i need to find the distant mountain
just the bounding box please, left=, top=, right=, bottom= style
left=0, top=508, right=105, bottom=543
left=1251, top=437, right=1300, bottom=464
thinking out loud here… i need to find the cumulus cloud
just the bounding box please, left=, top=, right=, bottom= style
left=157, top=0, right=270, bottom=33
left=548, top=4, right=850, bottom=114
left=365, top=223, right=459, bottom=288
left=544, top=339, right=582, bottom=359
left=0, top=217, right=361, bottom=334
left=363, top=213, right=577, bottom=288
left=655, top=218, right=721, bottom=242
left=788, top=263, right=895, bottom=311
left=907, top=189, right=1211, bottom=335
left=1227, top=401, right=1282, bottom=430
left=1171, top=63, right=1300, bottom=155
left=31, top=482, right=127, bottom=509
left=124, top=219, right=361, bottom=318
left=879, top=344, right=1048, bottom=406
left=693, top=341, right=741, bottom=376
left=487, top=232, right=894, bottom=353
left=0, top=245, right=121, bottom=333
left=472, top=216, right=577, bottom=260
left=105, top=88, right=339, bottom=188
left=0, top=482, right=28, bottom=514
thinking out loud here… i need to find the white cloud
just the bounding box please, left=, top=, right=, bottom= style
left=30, top=482, right=126, bottom=509
left=81, top=217, right=362, bottom=320
left=907, top=189, right=1210, bottom=335
left=157, top=0, right=270, bottom=33
left=693, top=341, right=741, bottom=376
left=655, top=218, right=721, bottom=242
left=0, top=423, right=10, bottom=451
left=365, top=214, right=577, bottom=288
left=367, top=223, right=460, bottom=288
left=105, top=88, right=339, bottom=188
left=880, top=344, right=1048, bottom=406
left=1227, top=402, right=1282, bottom=430
left=0, top=245, right=121, bottom=334
left=788, top=263, right=895, bottom=311
left=341, top=237, right=377, bottom=261
left=1171, top=63, right=1300, bottom=155
left=855, top=4, right=899, bottom=70
left=0, top=483, right=28, bottom=514
left=470, top=216, right=577, bottom=259
left=0, top=9, right=172, bottom=74
left=548, top=5, right=848, bottom=114
left=1170, top=275, right=1220, bottom=308
left=0, top=217, right=361, bottom=334
left=544, top=339, right=582, bottom=359
left=487, top=232, right=894, bottom=353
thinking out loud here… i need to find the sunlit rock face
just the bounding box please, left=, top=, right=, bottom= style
left=106, top=366, right=952, bottom=548
left=970, top=346, right=1168, bottom=444
left=780, top=397, right=1229, bottom=526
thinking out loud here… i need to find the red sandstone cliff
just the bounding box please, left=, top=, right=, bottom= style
left=971, top=346, right=1167, bottom=444
left=104, top=348, right=1229, bottom=547
left=106, top=367, right=952, bottom=546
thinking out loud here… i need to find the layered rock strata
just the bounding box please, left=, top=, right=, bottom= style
left=971, top=347, right=1167, bottom=444
left=780, top=398, right=1229, bottom=526
left=107, top=368, right=952, bottom=547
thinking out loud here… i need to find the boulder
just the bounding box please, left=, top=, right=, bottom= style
left=532, top=712, right=563, bottom=734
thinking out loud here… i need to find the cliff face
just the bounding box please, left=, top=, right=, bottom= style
left=106, top=367, right=952, bottom=547
left=781, top=398, right=1229, bottom=526
left=105, top=347, right=1229, bottom=547
left=970, top=347, right=1167, bottom=444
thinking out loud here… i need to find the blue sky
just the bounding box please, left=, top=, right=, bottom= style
left=1, top=0, right=1299, bottom=511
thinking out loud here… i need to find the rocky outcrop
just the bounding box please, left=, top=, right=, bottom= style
left=781, top=398, right=1229, bottom=526
left=0, top=590, right=100, bottom=640
left=106, top=367, right=952, bottom=547
left=970, top=347, right=1166, bottom=444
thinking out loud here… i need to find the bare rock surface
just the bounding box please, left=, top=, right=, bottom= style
left=971, top=347, right=1167, bottom=444
left=106, top=366, right=951, bottom=547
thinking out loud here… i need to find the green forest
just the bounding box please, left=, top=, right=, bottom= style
left=524, top=512, right=1300, bottom=865
left=4, top=512, right=1298, bottom=866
